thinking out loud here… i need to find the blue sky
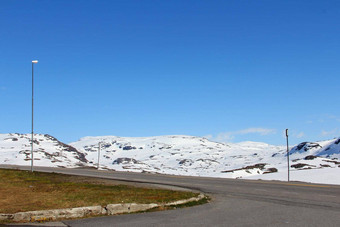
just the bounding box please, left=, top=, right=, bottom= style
left=1, top=0, right=340, bottom=145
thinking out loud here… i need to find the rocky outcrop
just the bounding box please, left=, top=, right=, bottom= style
left=44, top=134, right=87, bottom=163
left=113, top=158, right=139, bottom=165
left=294, top=142, right=322, bottom=152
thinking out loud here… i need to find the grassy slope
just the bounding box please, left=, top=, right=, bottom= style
left=0, top=169, right=198, bottom=213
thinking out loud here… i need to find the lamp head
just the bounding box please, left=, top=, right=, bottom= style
left=32, top=60, right=38, bottom=63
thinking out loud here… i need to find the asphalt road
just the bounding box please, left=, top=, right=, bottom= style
left=1, top=165, right=340, bottom=227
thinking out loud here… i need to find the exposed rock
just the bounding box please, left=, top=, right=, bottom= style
left=44, top=134, right=87, bottom=163
left=178, top=159, right=193, bottom=165
left=324, top=160, right=340, bottom=165
left=245, top=163, right=266, bottom=170
left=103, top=144, right=111, bottom=148
left=263, top=168, right=278, bottom=174
left=291, top=163, right=315, bottom=169
left=196, top=159, right=219, bottom=164
left=295, top=142, right=322, bottom=152
left=221, top=163, right=267, bottom=173
left=122, top=146, right=136, bottom=150
left=304, top=155, right=317, bottom=160
left=113, top=158, right=139, bottom=164
left=320, top=164, right=331, bottom=168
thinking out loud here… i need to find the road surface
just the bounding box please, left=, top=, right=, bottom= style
left=1, top=165, right=340, bottom=227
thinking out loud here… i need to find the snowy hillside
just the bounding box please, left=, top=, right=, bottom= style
left=0, top=133, right=87, bottom=168
left=246, top=138, right=340, bottom=184
left=70, top=135, right=340, bottom=184
left=70, top=135, right=285, bottom=178
left=1, top=133, right=339, bottom=184
left=290, top=138, right=340, bottom=159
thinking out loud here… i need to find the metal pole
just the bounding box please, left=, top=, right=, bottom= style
left=31, top=62, right=34, bottom=172
left=30, top=60, right=38, bottom=172
left=286, top=129, right=289, bottom=182
left=98, top=142, right=101, bottom=169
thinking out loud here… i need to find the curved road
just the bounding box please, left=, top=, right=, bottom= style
left=2, top=165, right=340, bottom=226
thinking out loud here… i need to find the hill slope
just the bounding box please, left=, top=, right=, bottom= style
left=70, top=135, right=285, bottom=178
left=0, top=133, right=86, bottom=168
left=1, top=133, right=339, bottom=184
left=70, top=135, right=340, bottom=181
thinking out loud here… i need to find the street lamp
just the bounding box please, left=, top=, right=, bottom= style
left=286, top=129, right=289, bottom=182
left=31, top=60, right=38, bottom=172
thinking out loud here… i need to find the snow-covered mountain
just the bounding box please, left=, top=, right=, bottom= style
left=1, top=133, right=339, bottom=184
left=0, top=133, right=86, bottom=168
left=246, top=138, right=340, bottom=184
left=70, top=135, right=340, bottom=181
left=290, top=138, right=340, bottom=159
left=70, top=135, right=285, bottom=178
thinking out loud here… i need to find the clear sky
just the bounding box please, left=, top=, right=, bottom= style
left=1, top=0, right=339, bottom=145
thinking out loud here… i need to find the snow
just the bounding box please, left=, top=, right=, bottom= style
left=1, top=133, right=339, bottom=185
left=0, top=133, right=85, bottom=168
left=246, top=168, right=340, bottom=185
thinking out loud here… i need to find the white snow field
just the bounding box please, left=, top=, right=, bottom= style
left=1, top=133, right=339, bottom=185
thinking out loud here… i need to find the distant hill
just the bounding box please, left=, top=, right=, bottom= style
left=0, top=133, right=86, bottom=168
left=1, top=133, right=339, bottom=184
left=290, top=137, right=340, bottom=159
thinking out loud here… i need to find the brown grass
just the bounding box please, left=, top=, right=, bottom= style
left=0, top=169, right=198, bottom=213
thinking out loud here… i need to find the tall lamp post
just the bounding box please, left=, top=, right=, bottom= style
left=286, top=129, right=290, bottom=182
left=31, top=60, right=38, bottom=172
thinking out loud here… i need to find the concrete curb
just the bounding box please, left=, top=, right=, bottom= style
left=164, top=193, right=205, bottom=206
left=0, top=194, right=206, bottom=223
